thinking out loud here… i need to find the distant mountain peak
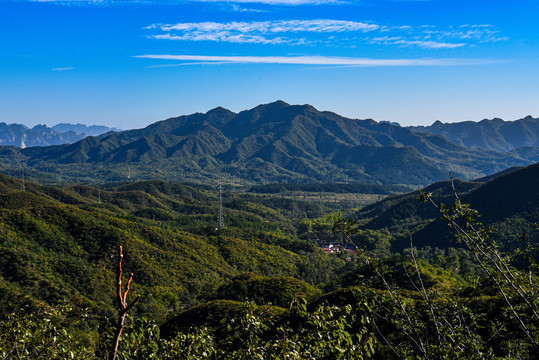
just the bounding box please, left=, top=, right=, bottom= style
left=267, top=100, right=289, bottom=106
left=0, top=122, right=122, bottom=148
left=253, top=100, right=291, bottom=110
left=206, top=106, right=235, bottom=115
left=409, top=115, right=539, bottom=152
left=52, top=123, right=121, bottom=136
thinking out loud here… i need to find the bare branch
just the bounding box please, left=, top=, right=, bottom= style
left=110, top=246, right=140, bottom=360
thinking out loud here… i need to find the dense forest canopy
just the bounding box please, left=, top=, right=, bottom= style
left=0, top=162, right=538, bottom=358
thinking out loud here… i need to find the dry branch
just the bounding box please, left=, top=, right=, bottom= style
left=109, top=246, right=141, bottom=360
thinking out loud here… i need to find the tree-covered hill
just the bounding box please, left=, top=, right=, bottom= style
left=247, top=182, right=413, bottom=195
left=355, top=162, right=539, bottom=251
left=1, top=167, right=539, bottom=358
left=0, top=173, right=339, bottom=322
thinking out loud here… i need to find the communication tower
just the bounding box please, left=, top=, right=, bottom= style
left=217, top=182, right=225, bottom=230
left=20, top=169, right=25, bottom=192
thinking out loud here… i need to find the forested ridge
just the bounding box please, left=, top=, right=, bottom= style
left=0, top=163, right=538, bottom=358
left=1, top=101, right=536, bottom=186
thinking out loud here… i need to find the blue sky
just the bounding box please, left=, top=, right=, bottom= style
left=1, top=0, right=539, bottom=129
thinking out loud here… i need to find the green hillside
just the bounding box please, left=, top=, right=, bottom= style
left=1, top=166, right=539, bottom=358
left=0, top=173, right=330, bottom=321
left=355, top=162, right=539, bottom=251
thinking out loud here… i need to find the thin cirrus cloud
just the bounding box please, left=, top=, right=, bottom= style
left=383, top=24, right=509, bottom=43
left=149, top=19, right=379, bottom=33
left=147, top=19, right=507, bottom=48
left=28, top=0, right=342, bottom=4
left=135, top=54, right=502, bottom=67
left=369, top=37, right=466, bottom=49
left=226, top=4, right=266, bottom=12
left=52, top=67, right=75, bottom=71
left=422, top=25, right=509, bottom=43
left=151, top=33, right=295, bottom=44
left=147, top=19, right=379, bottom=45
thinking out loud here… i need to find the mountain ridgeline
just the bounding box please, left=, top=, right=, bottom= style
left=2, top=101, right=537, bottom=186
left=408, top=115, right=539, bottom=154
left=0, top=122, right=119, bottom=148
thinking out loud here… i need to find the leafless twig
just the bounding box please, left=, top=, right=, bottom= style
left=109, top=246, right=141, bottom=360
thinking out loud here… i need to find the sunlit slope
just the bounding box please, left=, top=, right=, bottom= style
left=5, top=101, right=534, bottom=185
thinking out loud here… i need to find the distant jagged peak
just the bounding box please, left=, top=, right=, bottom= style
left=52, top=123, right=121, bottom=136
left=31, top=124, right=50, bottom=131
left=0, top=122, right=29, bottom=129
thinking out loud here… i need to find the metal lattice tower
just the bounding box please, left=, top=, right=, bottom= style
left=20, top=169, right=25, bottom=192
left=217, top=182, right=225, bottom=229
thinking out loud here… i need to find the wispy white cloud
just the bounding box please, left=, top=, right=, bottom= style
left=370, top=36, right=466, bottom=49
left=148, top=19, right=379, bottom=33
left=52, top=67, right=75, bottom=71
left=147, top=19, right=379, bottom=45
left=29, top=0, right=343, bottom=5
left=147, top=18, right=507, bottom=48
left=151, top=33, right=294, bottom=44
left=422, top=26, right=509, bottom=43
left=368, top=23, right=508, bottom=49
left=226, top=4, right=266, bottom=12
left=136, top=54, right=502, bottom=66
left=144, top=62, right=236, bottom=68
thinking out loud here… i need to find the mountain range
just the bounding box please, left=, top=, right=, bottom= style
left=51, top=123, right=121, bottom=136
left=408, top=115, right=539, bottom=152
left=1, top=101, right=538, bottom=186
left=0, top=122, right=119, bottom=148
